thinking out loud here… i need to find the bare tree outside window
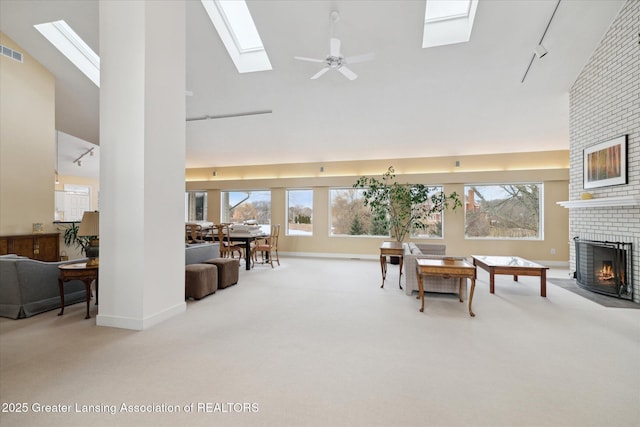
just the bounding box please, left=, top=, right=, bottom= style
left=287, top=189, right=313, bottom=236
left=464, top=184, right=542, bottom=239
left=410, top=186, right=445, bottom=239
left=329, top=188, right=388, bottom=237
left=221, top=191, right=271, bottom=233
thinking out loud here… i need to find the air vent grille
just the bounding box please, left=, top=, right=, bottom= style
left=1, top=44, right=24, bottom=63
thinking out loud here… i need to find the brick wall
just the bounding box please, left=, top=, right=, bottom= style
left=568, top=0, right=640, bottom=303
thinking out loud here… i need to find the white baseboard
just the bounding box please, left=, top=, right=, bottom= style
left=279, top=251, right=378, bottom=260
left=97, top=302, right=186, bottom=331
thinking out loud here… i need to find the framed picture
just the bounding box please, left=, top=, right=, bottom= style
left=583, top=135, right=627, bottom=189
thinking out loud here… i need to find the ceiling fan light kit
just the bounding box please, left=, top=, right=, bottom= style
left=294, top=10, right=374, bottom=81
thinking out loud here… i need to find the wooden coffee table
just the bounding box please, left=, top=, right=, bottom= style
left=471, top=255, right=549, bottom=297
left=416, top=258, right=476, bottom=317
left=58, top=262, right=99, bottom=319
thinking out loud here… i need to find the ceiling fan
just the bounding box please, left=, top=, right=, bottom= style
left=294, top=11, right=374, bottom=81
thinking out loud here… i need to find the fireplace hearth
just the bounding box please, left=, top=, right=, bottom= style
left=574, top=238, right=633, bottom=300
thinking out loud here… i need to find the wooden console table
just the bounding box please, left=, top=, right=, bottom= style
left=416, top=258, right=476, bottom=317
left=0, top=233, right=59, bottom=262
left=379, top=241, right=404, bottom=289
left=58, top=262, right=98, bottom=319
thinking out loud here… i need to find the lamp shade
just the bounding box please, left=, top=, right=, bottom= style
left=78, top=211, right=99, bottom=237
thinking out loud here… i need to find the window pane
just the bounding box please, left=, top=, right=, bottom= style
left=287, top=189, right=313, bottom=236
left=221, top=190, right=271, bottom=233
left=329, top=188, right=389, bottom=237
left=410, top=186, right=444, bottom=239
left=464, top=184, right=542, bottom=239
left=185, top=191, right=208, bottom=221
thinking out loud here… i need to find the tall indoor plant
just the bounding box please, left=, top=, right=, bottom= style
left=353, top=166, right=461, bottom=243
left=61, top=222, right=90, bottom=256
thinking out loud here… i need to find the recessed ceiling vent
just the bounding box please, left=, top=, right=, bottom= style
left=1, top=44, right=24, bottom=63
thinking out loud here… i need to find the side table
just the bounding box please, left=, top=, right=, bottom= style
left=416, top=258, right=476, bottom=317
left=58, top=262, right=99, bottom=319
left=379, top=241, right=404, bottom=289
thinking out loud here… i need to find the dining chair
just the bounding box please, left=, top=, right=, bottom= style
left=185, top=224, right=206, bottom=244
left=251, top=224, right=280, bottom=268
left=213, top=223, right=244, bottom=259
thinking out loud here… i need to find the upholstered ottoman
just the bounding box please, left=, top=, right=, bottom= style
left=204, top=258, right=239, bottom=289
left=185, top=264, right=218, bottom=300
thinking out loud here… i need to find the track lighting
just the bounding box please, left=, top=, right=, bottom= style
left=73, top=146, right=95, bottom=166
left=535, top=44, right=548, bottom=59
left=521, top=0, right=561, bottom=83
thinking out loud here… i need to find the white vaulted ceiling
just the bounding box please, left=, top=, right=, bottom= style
left=0, top=0, right=626, bottom=172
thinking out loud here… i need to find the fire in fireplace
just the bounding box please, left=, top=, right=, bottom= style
left=574, top=238, right=633, bottom=300
left=598, top=261, right=615, bottom=281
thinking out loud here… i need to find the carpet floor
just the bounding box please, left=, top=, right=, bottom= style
left=1, top=257, right=639, bottom=427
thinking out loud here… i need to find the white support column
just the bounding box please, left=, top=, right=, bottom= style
left=97, top=1, right=186, bottom=330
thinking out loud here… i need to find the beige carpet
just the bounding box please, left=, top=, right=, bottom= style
left=1, top=257, right=639, bottom=427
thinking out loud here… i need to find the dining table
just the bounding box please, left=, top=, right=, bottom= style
left=185, top=222, right=268, bottom=270
left=224, top=231, right=268, bottom=270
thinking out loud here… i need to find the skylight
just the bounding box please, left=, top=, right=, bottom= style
left=200, top=0, right=272, bottom=73
left=423, top=0, right=478, bottom=48
left=34, top=20, right=100, bottom=87
left=425, top=0, right=471, bottom=23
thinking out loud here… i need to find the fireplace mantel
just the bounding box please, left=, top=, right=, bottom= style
left=557, top=195, right=640, bottom=209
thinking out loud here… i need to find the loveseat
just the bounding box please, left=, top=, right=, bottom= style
left=0, top=255, right=88, bottom=319
left=402, top=243, right=468, bottom=300
left=186, top=242, right=220, bottom=264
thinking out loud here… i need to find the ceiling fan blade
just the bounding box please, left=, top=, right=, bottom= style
left=294, top=56, right=325, bottom=63
left=344, top=52, right=375, bottom=64
left=337, top=66, right=358, bottom=80
left=330, top=37, right=341, bottom=57
left=310, top=67, right=330, bottom=80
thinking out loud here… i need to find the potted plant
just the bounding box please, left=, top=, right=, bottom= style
left=353, top=166, right=461, bottom=259
left=60, top=222, right=91, bottom=256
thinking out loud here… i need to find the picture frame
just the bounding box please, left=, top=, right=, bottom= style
left=583, top=135, right=627, bottom=189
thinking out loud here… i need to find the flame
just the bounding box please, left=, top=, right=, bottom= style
left=597, top=263, right=615, bottom=281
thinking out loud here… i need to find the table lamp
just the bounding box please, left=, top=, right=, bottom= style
left=78, top=211, right=99, bottom=267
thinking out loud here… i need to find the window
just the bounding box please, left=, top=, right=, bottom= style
left=410, top=186, right=445, bottom=239
left=200, top=0, right=272, bottom=73
left=34, top=20, right=100, bottom=86
left=329, top=188, right=389, bottom=237
left=464, top=184, right=543, bottom=239
left=185, top=191, right=208, bottom=221
left=286, top=189, right=313, bottom=236
left=221, top=190, right=271, bottom=233
left=423, top=0, right=478, bottom=48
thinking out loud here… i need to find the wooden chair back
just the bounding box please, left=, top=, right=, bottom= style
left=186, top=224, right=205, bottom=244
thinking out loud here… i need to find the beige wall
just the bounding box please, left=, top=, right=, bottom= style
left=0, top=33, right=56, bottom=235
left=186, top=151, right=570, bottom=263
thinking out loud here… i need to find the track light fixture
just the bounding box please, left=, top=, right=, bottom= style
left=73, top=146, right=95, bottom=166
left=535, top=44, right=548, bottom=59
left=521, top=0, right=561, bottom=83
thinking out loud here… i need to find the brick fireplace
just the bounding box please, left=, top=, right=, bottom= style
left=567, top=0, right=639, bottom=304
